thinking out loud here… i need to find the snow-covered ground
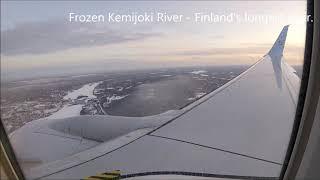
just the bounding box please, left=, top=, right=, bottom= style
left=46, top=105, right=83, bottom=119
left=71, top=73, right=97, bottom=78
left=63, top=81, right=102, bottom=100
left=161, top=74, right=172, bottom=77
left=187, top=92, right=206, bottom=101
left=190, top=70, right=207, bottom=75
left=103, top=95, right=129, bottom=106
left=56, top=81, right=103, bottom=118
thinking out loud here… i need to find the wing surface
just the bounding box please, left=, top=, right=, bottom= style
left=10, top=26, right=301, bottom=179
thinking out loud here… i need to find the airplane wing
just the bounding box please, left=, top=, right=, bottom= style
left=9, top=25, right=300, bottom=179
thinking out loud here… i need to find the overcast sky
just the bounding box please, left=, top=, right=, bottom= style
left=1, top=1, right=307, bottom=80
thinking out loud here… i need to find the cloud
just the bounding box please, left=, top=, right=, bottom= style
left=1, top=20, right=161, bottom=56
left=210, top=35, right=225, bottom=40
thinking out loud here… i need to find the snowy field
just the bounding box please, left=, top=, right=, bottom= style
left=49, top=81, right=103, bottom=119
left=2, top=66, right=250, bottom=133
left=190, top=70, right=207, bottom=75
left=63, top=81, right=102, bottom=100
left=46, top=105, right=83, bottom=119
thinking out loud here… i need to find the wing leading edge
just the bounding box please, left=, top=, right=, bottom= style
left=11, top=26, right=300, bottom=179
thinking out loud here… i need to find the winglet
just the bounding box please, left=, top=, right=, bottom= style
left=268, top=25, right=289, bottom=89
left=268, top=25, right=289, bottom=61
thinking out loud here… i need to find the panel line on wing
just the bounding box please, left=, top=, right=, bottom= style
left=34, top=132, right=149, bottom=179
left=148, top=134, right=282, bottom=165
left=33, top=131, right=82, bottom=141
left=283, top=73, right=298, bottom=106
left=120, top=171, right=277, bottom=180
left=282, top=62, right=299, bottom=106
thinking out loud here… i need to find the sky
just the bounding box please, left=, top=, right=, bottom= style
left=1, top=1, right=307, bottom=81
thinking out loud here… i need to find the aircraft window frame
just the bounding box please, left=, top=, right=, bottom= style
left=280, top=0, right=318, bottom=179
left=0, top=0, right=316, bottom=179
